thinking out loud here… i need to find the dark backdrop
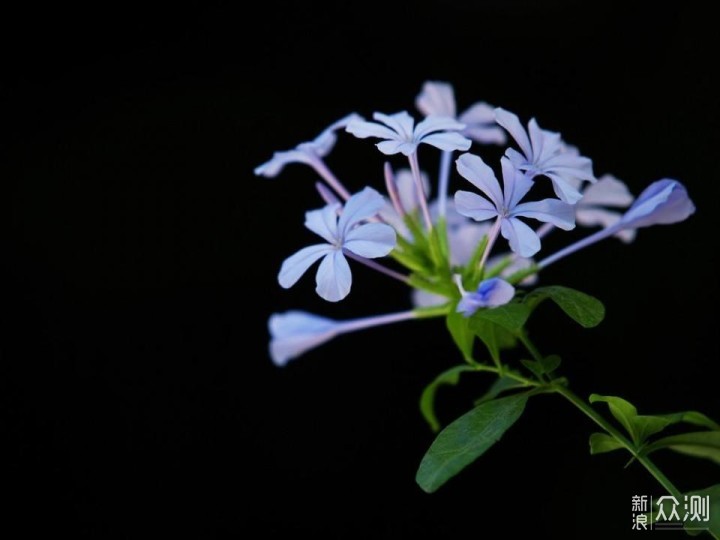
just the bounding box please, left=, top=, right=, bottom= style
left=3, top=2, right=717, bottom=538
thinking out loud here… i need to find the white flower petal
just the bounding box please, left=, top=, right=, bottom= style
left=456, top=153, right=504, bottom=208
left=278, top=244, right=333, bottom=289
left=581, top=174, right=634, bottom=207
left=454, top=190, right=499, bottom=222
left=346, top=119, right=398, bottom=140
left=513, top=199, right=576, bottom=230
left=343, top=223, right=396, bottom=258
left=315, top=250, right=352, bottom=302
left=373, top=111, right=415, bottom=140
left=377, top=140, right=416, bottom=155
left=337, top=187, right=385, bottom=235
left=254, top=149, right=313, bottom=177
left=495, top=108, right=533, bottom=158
left=414, top=115, right=466, bottom=139
left=416, top=81, right=456, bottom=117
left=420, top=132, right=471, bottom=152
left=268, top=311, right=339, bottom=366
left=500, top=217, right=541, bottom=257
left=304, top=204, right=340, bottom=244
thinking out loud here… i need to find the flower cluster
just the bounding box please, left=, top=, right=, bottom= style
left=256, top=81, right=694, bottom=366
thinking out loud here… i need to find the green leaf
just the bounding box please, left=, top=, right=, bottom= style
left=526, top=285, right=605, bottom=328
left=472, top=302, right=530, bottom=333
left=658, top=411, right=720, bottom=432
left=590, top=394, right=676, bottom=445
left=589, top=432, right=625, bottom=455
left=461, top=234, right=488, bottom=284
left=590, top=394, right=639, bottom=442
left=468, top=317, right=518, bottom=363
left=644, top=431, right=720, bottom=465
left=420, top=365, right=477, bottom=432
left=446, top=312, right=474, bottom=363
left=475, top=374, right=526, bottom=404
left=416, top=393, right=529, bottom=493
left=521, top=355, right=562, bottom=380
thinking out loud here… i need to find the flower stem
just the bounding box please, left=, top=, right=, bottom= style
left=312, top=158, right=352, bottom=201
left=538, top=226, right=618, bottom=269
left=437, top=150, right=452, bottom=218
left=478, top=217, right=502, bottom=273
left=408, top=152, right=433, bottom=231
left=343, top=251, right=410, bottom=284
left=552, top=384, right=684, bottom=502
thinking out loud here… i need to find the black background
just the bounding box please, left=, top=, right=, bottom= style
left=3, top=1, right=718, bottom=537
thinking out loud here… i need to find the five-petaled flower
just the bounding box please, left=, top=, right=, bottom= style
left=495, top=107, right=595, bottom=204
left=456, top=277, right=516, bottom=317
left=416, top=81, right=506, bottom=145
left=278, top=187, right=397, bottom=302
left=346, top=111, right=471, bottom=156
left=454, top=153, right=576, bottom=257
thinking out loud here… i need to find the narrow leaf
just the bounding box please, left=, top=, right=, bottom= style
left=645, top=431, right=720, bottom=465
left=657, top=411, right=720, bottom=432
left=420, top=365, right=477, bottom=432
left=589, top=432, right=625, bottom=455
left=590, top=394, right=639, bottom=443
left=416, top=393, right=529, bottom=493
left=475, top=374, right=527, bottom=404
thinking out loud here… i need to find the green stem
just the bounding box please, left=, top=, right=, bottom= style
left=553, top=384, right=684, bottom=502
left=474, top=364, right=541, bottom=388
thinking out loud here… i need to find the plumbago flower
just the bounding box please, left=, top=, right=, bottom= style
left=260, top=82, right=716, bottom=535
left=279, top=187, right=396, bottom=302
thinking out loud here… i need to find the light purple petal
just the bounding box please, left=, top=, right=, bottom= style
left=501, top=217, right=541, bottom=257
left=268, top=311, right=339, bottom=366
left=457, top=278, right=515, bottom=316
left=304, top=204, right=340, bottom=243
left=620, top=179, right=695, bottom=229
left=254, top=149, right=313, bottom=177
left=377, top=140, right=417, bottom=155
left=315, top=250, right=352, bottom=302
left=420, top=132, right=472, bottom=152
left=395, top=168, right=430, bottom=212
left=458, top=102, right=495, bottom=125
left=544, top=173, right=584, bottom=204
left=512, top=199, right=576, bottom=230
left=415, top=81, right=456, bottom=117
left=456, top=153, right=504, bottom=207
left=346, top=119, right=398, bottom=140
left=576, top=207, right=636, bottom=242
left=412, top=288, right=447, bottom=309
left=505, top=148, right=529, bottom=168
left=373, top=111, right=414, bottom=140
left=500, top=157, right=534, bottom=208
left=495, top=108, right=532, bottom=158
left=448, top=222, right=492, bottom=265
left=343, top=222, right=397, bottom=258
left=338, top=187, right=386, bottom=235
left=278, top=244, right=334, bottom=289
left=581, top=174, right=634, bottom=208
left=414, top=115, right=466, bottom=139
left=454, top=190, right=499, bottom=222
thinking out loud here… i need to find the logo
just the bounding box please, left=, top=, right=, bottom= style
left=632, top=494, right=711, bottom=532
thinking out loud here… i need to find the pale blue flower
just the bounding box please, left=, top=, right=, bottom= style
left=574, top=174, right=636, bottom=243
left=454, top=153, right=576, bottom=257
left=539, top=179, right=695, bottom=268
left=416, top=81, right=506, bottom=144
left=278, top=187, right=397, bottom=302
left=346, top=111, right=471, bottom=156
left=254, top=113, right=360, bottom=177
left=619, top=179, right=695, bottom=229
left=457, top=277, right=516, bottom=317
left=495, top=108, right=595, bottom=204
left=269, top=310, right=417, bottom=366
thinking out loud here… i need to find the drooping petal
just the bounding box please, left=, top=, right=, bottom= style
left=337, top=187, right=386, bottom=235
left=346, top=118, right=398, bottom=140
left=620, top=179, right=695, bottom=229
left=373, top=111, right=414, bottom=140
left=454, top=190, right=499, bottom=222
left=457, top=277, right=516, bottom=316
left=581, top=174, right=634, bottom=207
left=343, top=223, right=397, bottom=258
left=315, top=250, right=352, bottom=302
left=495, top=108, right=533, bottom=158
left=414, top=115, right=466, bottom=139
left=544, top=172, right=584, bottom=204
left=268, top=311, right=339, bottom=366
left=278, top=244, right=334, bottom=289
left=501, top=217, right=541, bottom=257
left=304, top=204, right=340, bottom=243
left=415, top=81, right=457, bottom=117
left=455, top=153, right=504, bottom=208
left=512, top=199, right=576, bottom=230
left=377, top=140, right=417, bottom=155
left=420, top=132, right=472, bottom=152
left=500, top=157, right=534, bottom=208
left=253, top=149, right=314, bottom=177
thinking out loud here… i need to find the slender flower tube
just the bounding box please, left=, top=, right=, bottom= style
left=269, top=310, right=418, bottom=366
